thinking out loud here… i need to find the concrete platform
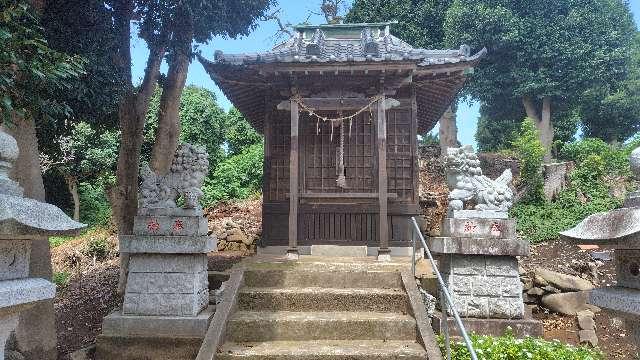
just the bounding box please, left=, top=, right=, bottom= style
left=431, top=311, right=543, bottom=338
left=101, top=307, right=215, bottom=338
left=96, top=335, right=203, bottom=360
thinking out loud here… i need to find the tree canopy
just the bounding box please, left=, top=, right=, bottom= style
left=345, top=0, right=452, bottom=48
left=0, top=0, right=85, bottom=124
left=444, top=0, right=637, bottom=156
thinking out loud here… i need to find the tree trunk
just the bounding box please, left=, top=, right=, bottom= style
left=65, top=174, right=80, bottom=221
left=522, top=96, right=554, bottom=163
left=438, top=105, right=458, bottom=155
left=149, top=7, right=193, bottom=175
left=539, top=97, right=554, bottom=163
left=110, top=0, right=165, bottom=294
left=522, top=96, right=541, bottom=123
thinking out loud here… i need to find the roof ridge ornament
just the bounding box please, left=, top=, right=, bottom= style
left=361, top=27, right=379, bottom=56
left=306, top=28, right=325, bottom=56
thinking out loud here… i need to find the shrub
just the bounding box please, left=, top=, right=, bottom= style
left=78, top=178, right=112, bottom=228
left=201, top=143, right=264, bottom=206
left=512, top=118, right=545, bottom=204
left=560, top=137, right=630, bottom=177
left=511, top=136, right=629, bottom=243
left=83, top=235, right=110, bottom=261
left=52, top=271, right=71, bottom=287
left=440, top=332, right=603, bottom=360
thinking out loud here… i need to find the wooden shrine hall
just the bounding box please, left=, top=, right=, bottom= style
left=200, top=22, right=485, bottom=259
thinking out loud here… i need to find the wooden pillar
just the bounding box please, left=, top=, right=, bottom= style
left=377, top=95, right=391, bottom=261
left=288, top=99, right=300, bottom=259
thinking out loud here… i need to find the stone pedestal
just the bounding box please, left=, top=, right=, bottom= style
left=97, top=209, right=216, bottom=360
left=429, top=216, right=542, bottom=337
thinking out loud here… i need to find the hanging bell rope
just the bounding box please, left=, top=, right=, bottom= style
left=292, top=94, right=383, bottom=128
left=293, top=95, right=382, bottom=189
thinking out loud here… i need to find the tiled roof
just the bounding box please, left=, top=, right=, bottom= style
left=213, top=23, right=482, bottom=66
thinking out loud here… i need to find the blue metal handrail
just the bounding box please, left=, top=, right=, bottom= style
left=410, top=217, right=478, bottom=360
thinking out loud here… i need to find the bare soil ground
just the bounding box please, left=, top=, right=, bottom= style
left=523, top=239, right=637, bottom=359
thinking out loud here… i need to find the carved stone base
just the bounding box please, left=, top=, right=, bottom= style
left=431, top=311, right=543, bottom=338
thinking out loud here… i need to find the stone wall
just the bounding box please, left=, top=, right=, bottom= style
left=441, top=255, right=524, bottom=319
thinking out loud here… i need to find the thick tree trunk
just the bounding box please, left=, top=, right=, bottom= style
left=522, top=96, right=554, bottom=163
left=149, top=10, right=193, bottom=175
left=438, top=105, right=458, bottom=154
left=110, top=0, right=165, bottom=294
left=539, top=97, right=554, bottom=163
left=65, top=174, right=80, bottom=221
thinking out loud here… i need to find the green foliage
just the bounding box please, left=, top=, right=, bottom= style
left=202, top=143, right=264, bottom=206
left=40, top=0, right=125, bottom=129
left=440, top=332, right=603, bottom=359
left=135, top=0, right=274, bottom=58
left=83, top=235, right=110, bottom=261
left=78, top=180, right=112, bottom=228
left=512, top=119, right=545, bottom=204
left=225, top=107, right=263, bottom=156
left=345, top=0, right=453, bottom=48
left=511, top=137, right=634, bottom=243
left=55, top=122, right=119, bottom=179
left=49, top=236, right=71, bottom=248
left=144, top=86, right=227, bottom=169
left=0, top=0, right=85, bottom=124
left=52, top=271, right=71, bottom=287
left=444, top=0, right=635, bottom=103
left=419, top=132, right=440, bottom=147
left=561, top=138, right=633, bottom=177
left=444, top=0, right=637, bottom=147
left=579, top=32, right=640, bottom=143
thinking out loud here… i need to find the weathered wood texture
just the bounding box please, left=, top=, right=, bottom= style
left=262, top=100, right=419, bottom=248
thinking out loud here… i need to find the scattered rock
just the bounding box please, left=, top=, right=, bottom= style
left=521, top=277, right=533, bottom=290
left=542, top=285, right=561, bottom=294
left=579, top=329, right=599, bottom=346
left=541, top=291, right=590, bottom=316
left=533, top=274, right=549, bottom=287
left=578, top=311, right=596, bottom=330
left=534, top=268, right=594, bottom=292
left=527, top=287, right=545, bottom=296
left=70, top=345, right=96, bottom=360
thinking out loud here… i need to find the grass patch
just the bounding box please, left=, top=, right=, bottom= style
left=52, top=271, right=71, bottom=287
left=49, top=236, right=72, bottom=248
left=440, top=332, right=603, bottom=360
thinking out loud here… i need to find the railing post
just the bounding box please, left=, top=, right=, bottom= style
left=410, top=217, right=478, bottom=360
left=411, top=225, right=416, bottom=279
left=441, top=284, right=452, bottom=360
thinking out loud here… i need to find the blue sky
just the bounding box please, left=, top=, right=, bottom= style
left=131, top=0, right=640, bottom=148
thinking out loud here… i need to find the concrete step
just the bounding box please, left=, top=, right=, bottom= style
left=217, top=340, right=427, bottom=359
left=243, top=269, right=403, bottom=289
left=238, top=287, right=410, bottom=313
left=227, top=311, right=417, bottom=342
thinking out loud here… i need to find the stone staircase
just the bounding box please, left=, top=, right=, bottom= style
left=216, top=260, right=431, bottom=359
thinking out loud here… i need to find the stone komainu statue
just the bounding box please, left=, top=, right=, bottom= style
left=139, top=144, right=209, bottom=209
left=445, top=145, right=514, bottom=212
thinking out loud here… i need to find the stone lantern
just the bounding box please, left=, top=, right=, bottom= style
left=0, top=128, right=85, bottom=359
left=560, top=146, right=640, bottom=345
